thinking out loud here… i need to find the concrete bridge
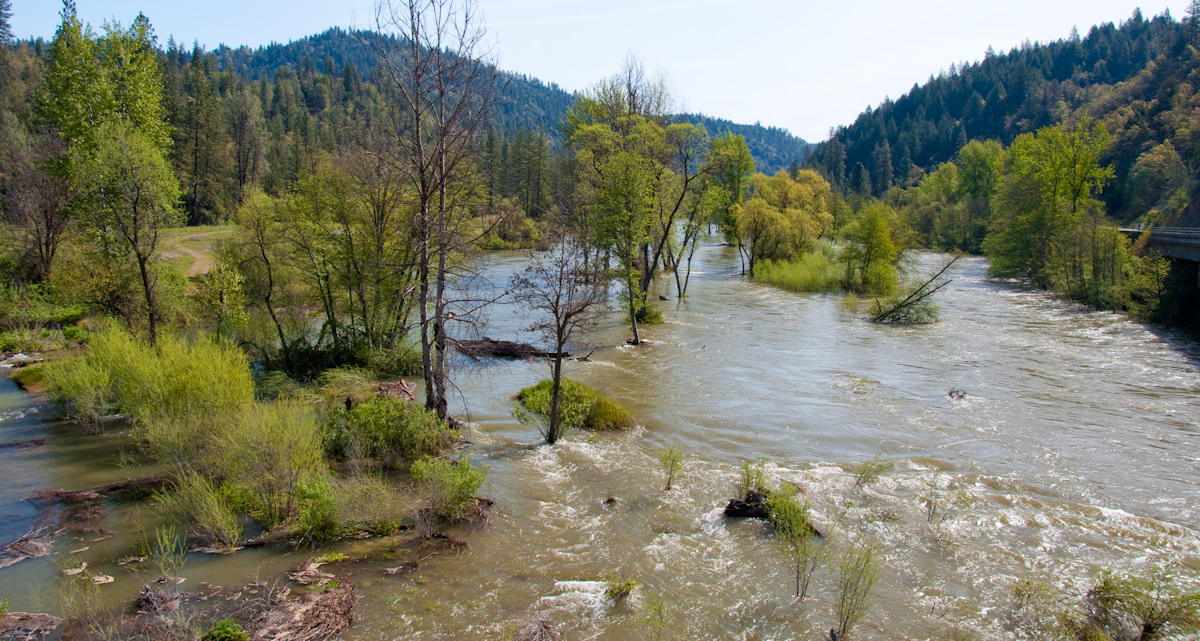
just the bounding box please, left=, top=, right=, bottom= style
left=1120, top=227, right=1200, bottom=286
left=1119, top=227, right=1200, bottom=262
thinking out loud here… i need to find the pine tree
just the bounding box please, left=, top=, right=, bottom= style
left=0, top=0, right=13, bottom=44
left=1187, top=0, right=1200, bottom=48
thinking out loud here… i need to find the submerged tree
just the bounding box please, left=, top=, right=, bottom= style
left=509, top=234, right=609, bottom=444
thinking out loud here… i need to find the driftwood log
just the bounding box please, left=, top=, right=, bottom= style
left=455, top=338, right=567, bottom=360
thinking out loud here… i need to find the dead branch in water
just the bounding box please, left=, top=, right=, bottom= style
left=872, top=254, right=961, bottom=324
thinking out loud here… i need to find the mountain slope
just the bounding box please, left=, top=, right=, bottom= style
left=210, top=28, right=807, bottom=171
left=806, top=10, right=1188, bottom=205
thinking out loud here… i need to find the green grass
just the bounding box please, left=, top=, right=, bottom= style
left=754, top=241, right=842, bottom=293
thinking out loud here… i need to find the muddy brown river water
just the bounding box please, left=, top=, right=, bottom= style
left=2, top=244, right=1199, bottom=640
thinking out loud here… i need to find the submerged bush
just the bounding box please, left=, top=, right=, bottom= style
left=1084, top=568, right=1200, bottom=640
left=410, top=457, right=488, bottom=537
left=324, top=396, right=459, bottom=467
left=290, top=475, right=341, bottom=545
left=603, top=574, right=641, bottom=601
left=514, top=378, right=635, bottom=441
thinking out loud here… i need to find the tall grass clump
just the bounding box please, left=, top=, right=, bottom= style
left=323, top=396, right=459, bottom=468
left=410, top=457, right=489, bottom=537
left=753, top=241, right=842, bottom=293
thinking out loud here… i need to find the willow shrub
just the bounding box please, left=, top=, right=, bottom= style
left=335, top=474, right=407, bottom=536
left=224, top=402, right=325, bottom=528
left=410, top=457, right=488, bottom=537
left=155, top=469, right=242, bottom=552
left=514, top=378, right=635, bottom=438
left=323, top=396, right=459, bottom=466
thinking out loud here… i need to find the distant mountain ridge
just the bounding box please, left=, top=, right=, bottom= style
left=208, top=27, right=809, bottom=173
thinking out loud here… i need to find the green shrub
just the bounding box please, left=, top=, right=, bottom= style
left=290, top=475, right=342, bottom=545
left=325, top=396, right=459, bottom=466
left=410, top=457, right=488, bottom=536
left=657, top=444, right=684, bottom=491
left=366, top=344, right=422, bottom=378
left=734, top=458, right=770, bottom=500
left=514, top=378, right=635, bottom=437
left=42, top=327, right=255, bottom=460
left=335, top=474, right=407, bottom=536
left=201, top=619, right=249, bottom=641
left=1085, top=568, right=1200, bottom=640
left=636, top=305, right=664, bottom=325
left=155, top=470, right=242, bottom=551
left=834, top=538, right=880, bottom=637
left=853, top=454, right=894, bottom=489
left=61, top=325, right=88, bottom=343
left=41, top=351, right=114, bottom=433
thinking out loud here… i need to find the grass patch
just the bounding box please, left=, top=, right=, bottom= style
left=754, top=241, right=842, bottom=293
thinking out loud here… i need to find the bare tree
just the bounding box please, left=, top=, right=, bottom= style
left=3, top=133, right=71, bottom=283
left=365, top=0, right=497, bottom=420
left=510, top=234, right=610, bottom=444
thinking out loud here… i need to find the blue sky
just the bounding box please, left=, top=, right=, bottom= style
left=11, top=1, right=1191, bottom=142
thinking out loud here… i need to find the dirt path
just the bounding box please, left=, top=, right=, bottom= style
left=169, top=230, right=232, bottom=277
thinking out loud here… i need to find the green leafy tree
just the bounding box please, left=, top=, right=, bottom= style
left=194, top=261, right=248, bottom=339
left=39, top=1, right=113, bottom=146
left=71, top=121, right=182, bottom=343
left=984, top=119, right=1113, bottom=290
left=840, top=202, right=898, bottom=295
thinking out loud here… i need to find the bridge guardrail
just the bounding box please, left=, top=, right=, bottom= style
left=1118, top=227, right=1200, bottom=239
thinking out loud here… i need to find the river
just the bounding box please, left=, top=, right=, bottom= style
left=2, top=243, right=1199, bottom=640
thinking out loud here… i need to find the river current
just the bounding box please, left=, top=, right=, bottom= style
left=2, top=243, right=1199, bottom=640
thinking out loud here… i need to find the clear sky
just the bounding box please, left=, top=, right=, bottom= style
left=10, top=1, right=1192, bottom=142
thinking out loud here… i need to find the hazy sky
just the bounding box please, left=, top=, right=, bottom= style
left=10, top=1, right=1192, bottom=142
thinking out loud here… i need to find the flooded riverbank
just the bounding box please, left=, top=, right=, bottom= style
left=3, top=243, right=1199, bottom=640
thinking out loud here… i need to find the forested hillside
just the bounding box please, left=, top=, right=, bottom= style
left=203, top=27, right=807, bottom=171
left=806, top=8, right=1200, bottom=225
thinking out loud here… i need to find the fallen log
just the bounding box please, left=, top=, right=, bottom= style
left=455, top=338, right=566, bottom=360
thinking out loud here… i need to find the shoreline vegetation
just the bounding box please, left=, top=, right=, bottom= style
left=1, top=0, right=1199, bottom=638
